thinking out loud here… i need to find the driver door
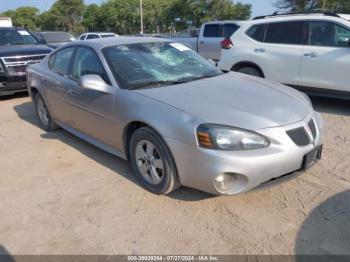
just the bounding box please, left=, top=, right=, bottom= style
left=67, top=46, right=120, bottom=149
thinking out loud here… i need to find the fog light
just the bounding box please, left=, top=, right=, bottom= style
left=214, top=173, right=248, bottom=195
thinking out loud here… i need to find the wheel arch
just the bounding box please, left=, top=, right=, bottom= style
left=232, top=61, right=265, bottom=78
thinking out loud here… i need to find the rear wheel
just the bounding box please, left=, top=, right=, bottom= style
left=129, top=127, right=180, bottom=195
left=237, top=66, right=263, bottom=77
left=34, top=93, right=59, bottom=131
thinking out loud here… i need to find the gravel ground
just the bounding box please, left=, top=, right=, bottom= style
left=0, top=94, right=349, bottom=255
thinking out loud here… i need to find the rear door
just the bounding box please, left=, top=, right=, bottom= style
left=249, top=21, right=305, bottom=85
left=44, top=47, right=76, bottom=126
left=198, top=23, right=223, bottom=61
left=199, top=23, right=239, bottom=61
left=300, top=20, right=350, bottom=92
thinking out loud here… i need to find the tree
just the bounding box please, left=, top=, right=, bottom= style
left=164, top=0, right=251, bottom=31
left=1, top=7, right=39, bottom=30
left=98, top=0, right=140, bottom=34
left=41, top=0, right=86, bottom=33
left=83, top=4, right=102, bottom=31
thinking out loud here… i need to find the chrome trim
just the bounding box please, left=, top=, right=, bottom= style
left=0, top=54, right=48, bottom=75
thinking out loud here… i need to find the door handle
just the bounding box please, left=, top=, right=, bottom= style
left=304, top=52, right=317, bottom=58
left=199, top=41, right=204, bottom=44
left=254, top=48, right=265, bottom=53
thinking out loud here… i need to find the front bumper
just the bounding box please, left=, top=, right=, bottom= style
left=166, top=112, right=324, bottom=195
left=0, top=74, right=27, bottom=96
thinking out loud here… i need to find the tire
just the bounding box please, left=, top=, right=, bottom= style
left=34, top=93, right=59, bottom=131
left=129, top=127, right=180, bottom=195
left=237, top=66, right=263, bottom=77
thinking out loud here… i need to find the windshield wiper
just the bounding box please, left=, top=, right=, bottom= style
left=128, top=79, right=190, bottom=90
left=128, top=73, right=221, bottom=90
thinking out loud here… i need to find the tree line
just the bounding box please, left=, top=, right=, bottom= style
left=0, top=0, right=252, bottom=34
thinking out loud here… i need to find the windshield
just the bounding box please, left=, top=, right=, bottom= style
left=0, top=28, right=38, bottom=46
left=104, top=42, right=222, bottom=89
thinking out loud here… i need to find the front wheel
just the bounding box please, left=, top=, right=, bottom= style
left=129, top=127, right=180, bottom=195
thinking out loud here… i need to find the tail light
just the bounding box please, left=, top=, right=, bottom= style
left=221, top=38, right=233, bottom=49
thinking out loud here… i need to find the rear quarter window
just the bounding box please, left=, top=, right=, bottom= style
left=246, top=24, right=266, bottom=42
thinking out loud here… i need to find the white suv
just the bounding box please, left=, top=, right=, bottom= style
left=218, top=12, right=350, bottom=98
left=79, top=32, right=119, bottom=40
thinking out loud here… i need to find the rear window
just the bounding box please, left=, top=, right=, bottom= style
left=265, top=21, right=304, bottom=45
left=246, top=24, right=266, bottom=42
left=203, top=24, right=221, bottom=37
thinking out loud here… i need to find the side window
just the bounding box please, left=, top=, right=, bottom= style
left=86, top=34, right=99, bottom=40
left=265, top=21, right=304, bottom=45
left=309, top=21, right=350, bottom=47
left=79, top=35, right=86, bottom=40
left=246, top=24, right=266, bottom=42
left=72, top=47, right=110, bottom=84
left=203, top=24, right=221, bottom=37
left=50, top=47, right=75, bottom=76
left=223, top=24, right=240, bottom=38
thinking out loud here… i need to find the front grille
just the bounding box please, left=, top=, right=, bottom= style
left=308, top=119, right=317, bottom=139
left=7, top=65, right=27, bottom=74
left=1, top=54, right=48, bottom=75
left=3, top=55, right=47, bottom=63
left=287, top=127, right=310, bottom=146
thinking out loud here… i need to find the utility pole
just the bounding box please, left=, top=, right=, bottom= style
left=140, top=0, right=144, bottom=34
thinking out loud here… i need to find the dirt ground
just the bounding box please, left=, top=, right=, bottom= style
left=0, top=94, right=349, bottom=255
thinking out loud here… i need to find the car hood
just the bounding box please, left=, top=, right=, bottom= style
left=136, top=72, right=312, bottom=130
left=0, top=44, right=52, bottom=57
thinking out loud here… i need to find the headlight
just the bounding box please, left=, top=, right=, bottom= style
left=197, top=124, right=270, bottom=151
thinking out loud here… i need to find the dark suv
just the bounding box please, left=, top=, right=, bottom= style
left=0, top=27, right=52, bottom=96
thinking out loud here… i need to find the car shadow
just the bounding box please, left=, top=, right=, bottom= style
left=295, top=190, right=350, bottom=259
left=13, top=101, right=214, bottom=202
left=310, top=96, right=350, bottom=116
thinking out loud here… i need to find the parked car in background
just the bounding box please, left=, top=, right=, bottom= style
left=27, top=37, right=323, bottom=195
left=339, top=14, right=350, bottom=21
left=33, top=31, right=76, bottom=48
left=165, top=21, right=242, bottom=61
left=0, top=17, right=12, bottom=27
left=0, top=26, right=52, bottom=96
left=218, top=12, right=350, bottom=99
left=79, top=32, right=119, bottom=40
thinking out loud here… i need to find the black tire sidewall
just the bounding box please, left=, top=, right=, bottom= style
left=34, top=93, right=54, bottom=131
left=238, top=67, right=261, bottom=77
left=129, top=127, right=178, bottom=195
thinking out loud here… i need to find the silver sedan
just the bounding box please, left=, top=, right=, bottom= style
left=27, top=37, right=323, bottom=195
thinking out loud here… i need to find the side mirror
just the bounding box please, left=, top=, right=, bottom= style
left=79, top=74, right=114, bottom=94
left=208, top=59, right=216, bottom=67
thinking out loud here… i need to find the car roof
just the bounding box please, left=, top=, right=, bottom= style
left=203, top=20, right=243, bottom=25
left=246, top=13, right=350, bottom=25
left=65, top=36, right=169, bottom=49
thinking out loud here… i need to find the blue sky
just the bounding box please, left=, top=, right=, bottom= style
left=0, top=0, right=277, bottom=17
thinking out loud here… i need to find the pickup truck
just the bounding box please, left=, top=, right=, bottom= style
left=0, top=26, right=52, bottom=96
left=165, top=21, right=241, bottom=61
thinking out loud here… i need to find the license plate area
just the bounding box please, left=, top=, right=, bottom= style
left=303, top=145, right=323, bottom=170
